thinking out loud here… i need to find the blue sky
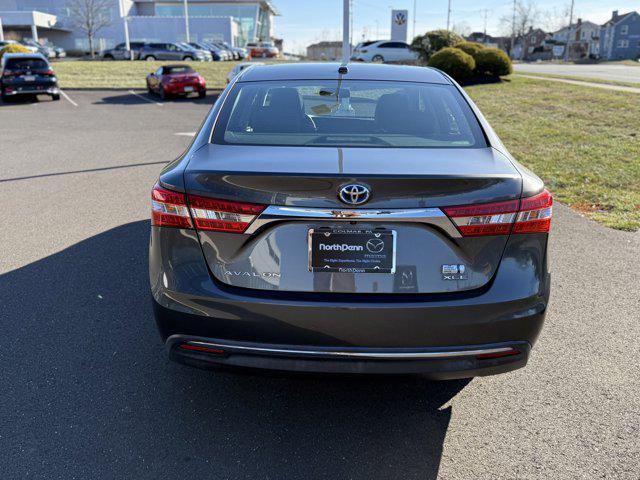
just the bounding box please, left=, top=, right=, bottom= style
left=273, top=0, right=639, bottom=53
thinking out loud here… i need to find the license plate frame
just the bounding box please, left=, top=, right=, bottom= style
left=183, top=86, right=194, bottom=92
left=22, top=75, right=36, bottom=82
left=308, top=228, right=396, bottom=274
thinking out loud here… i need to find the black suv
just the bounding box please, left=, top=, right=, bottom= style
left=1, top=53, right=59, bottom=101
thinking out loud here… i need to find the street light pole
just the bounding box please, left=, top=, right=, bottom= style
left=342, top=0, right=350, bottom=63
left=183, top=0, right=191, bottom=43
left=120, top=0, right=132, bottom=60
left=446, top=0, right=451, bottom=31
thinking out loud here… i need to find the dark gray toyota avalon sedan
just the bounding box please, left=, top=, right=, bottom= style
left=149, top=63, right=552, bottom=379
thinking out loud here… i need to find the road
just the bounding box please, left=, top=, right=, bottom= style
left=514, top=63, right=640, bottom=84
left=1, top=91, right=639, bottom=479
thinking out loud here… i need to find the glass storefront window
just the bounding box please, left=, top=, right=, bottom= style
left=154, top=2, right=260, bottom=45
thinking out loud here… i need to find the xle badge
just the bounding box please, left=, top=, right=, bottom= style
left=442, top=264, right=468, bottom=280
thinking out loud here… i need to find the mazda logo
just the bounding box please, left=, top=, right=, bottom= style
left=338, top=184, right=370, bottom=205
left=366, top=238, right=385, bottom=253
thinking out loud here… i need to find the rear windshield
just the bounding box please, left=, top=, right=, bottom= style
left=5, top=58, right=49, bottom=70
left=164, top=66, right=193, bottom=74
left=213, top=80, right=486, bottom=148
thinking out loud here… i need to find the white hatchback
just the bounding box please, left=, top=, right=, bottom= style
left=351, top=40, right=418, bottom=63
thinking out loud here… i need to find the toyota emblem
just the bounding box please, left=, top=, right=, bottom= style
left=338, top=184, right=370, bottom=205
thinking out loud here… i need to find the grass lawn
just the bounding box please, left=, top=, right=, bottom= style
left=53, top=59, right=266, bottom=90
left=465, top=76, right=640, bottom=231
left=51, top=62, right=639, bottom=231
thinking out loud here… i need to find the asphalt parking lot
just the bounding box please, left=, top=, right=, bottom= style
left=1, top=90, right=639, bottom=479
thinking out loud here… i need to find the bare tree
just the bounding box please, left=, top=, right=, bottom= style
left=541, top=4, right=571, bottom=33
left=452, top=21, right=471, bottom=38
left=499, top=0, right=541, bottom=38
left=68, top=0, right=112, bottom=58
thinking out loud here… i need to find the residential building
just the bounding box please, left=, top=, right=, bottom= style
left=599, top=10, right=640, bottom=60
left=510, top=27, right=551, bottom=60
left=465, top=32, right=511, bottom=54
left=552, top=19, right=600, bottom=59
left=306, top=41, right=343, bottom=61
left=0, top=1, right=279, bottom=53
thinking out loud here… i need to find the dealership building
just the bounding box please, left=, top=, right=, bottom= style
left=0, top=1, right=278, bottom=53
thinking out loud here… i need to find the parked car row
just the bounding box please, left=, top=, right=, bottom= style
left=101, top=41, right=250, bottom=61
left=0, top=39, right=66, bottom=59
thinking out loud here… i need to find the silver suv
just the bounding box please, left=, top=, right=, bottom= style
left=139, top=43, right=211, bottom=62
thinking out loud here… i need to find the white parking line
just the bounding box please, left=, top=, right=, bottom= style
left=59, top=89, right=78, bottom=107
left=129, top=90, right=163, bottom=106
left=174, top=132, right=196, bottom=137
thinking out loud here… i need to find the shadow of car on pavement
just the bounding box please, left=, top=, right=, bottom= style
left=0, top=220, right=469, bottom=479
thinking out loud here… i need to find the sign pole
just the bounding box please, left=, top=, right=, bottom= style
left=342, top=0, right=350, bottom=63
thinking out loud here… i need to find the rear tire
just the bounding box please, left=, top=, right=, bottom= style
left=372, top=54, right=384, bottom=62
left=103, top=54, right=114, bottom=61
left=145, top=55, right=156, bottom=61
left=199, top=90, right=206, bottom=98
left=159, top=88, right=167, bottom=100
left=1, top=90, right=8, bottom=103
left=51, top=94, right=60, bottom=101
left=183, top=56, right=194, bottom=61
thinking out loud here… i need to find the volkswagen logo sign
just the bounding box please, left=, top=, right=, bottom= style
left=394, top=12, right=407, bottom=25
left=338, top=184, right=370, bottom=205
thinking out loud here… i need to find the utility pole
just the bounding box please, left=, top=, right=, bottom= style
left=342, top=0, right=350, bottom=63
left=183, top=0, right=190, bottom=43
left=412, top=0, right=417, bottom=39
left=0, top=18, right=4, bottom=42
left=446, top=0, right=452, bottom=31
left=510, top=0, right=516, bottom=56
left=483, top=9, right=488, bottom=42
left=564, top=0, right=575, bottom=62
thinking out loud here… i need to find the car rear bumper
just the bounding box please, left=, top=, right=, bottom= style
left=166, top=334, right=531, bottom=378
left=2, top=83, right=58, bottom=95
left=150, top=227, right=550, bottom=377
left=165, top=84, right=205, bottom=94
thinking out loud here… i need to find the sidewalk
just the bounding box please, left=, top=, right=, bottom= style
left=514, top=74, right=640, bottom=94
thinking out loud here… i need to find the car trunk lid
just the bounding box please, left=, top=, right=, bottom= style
left=181, top=145, right=523, bottom=294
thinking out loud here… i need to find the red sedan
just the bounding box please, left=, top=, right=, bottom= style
left=146, top=64, right=206, bottom=100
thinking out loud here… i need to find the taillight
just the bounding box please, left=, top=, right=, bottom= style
left=151, top=184, right=265, bottom=233
left=151, top=184, right=192, bottom=228
left=443, top=199, right=519, bottom=236
left=513, top=189, right=553, bottom=234
left=188, top=195, right=265, bottom=233
left=443, top=189, right=552, bottom=236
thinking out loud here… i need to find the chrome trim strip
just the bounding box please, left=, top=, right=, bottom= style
left=245, top=205, right=461, bottom=237
left=184, top=340, right=514, bottom=360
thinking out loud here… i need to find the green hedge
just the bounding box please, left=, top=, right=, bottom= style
left=453, top=41, right=485, bottom=61
left=410, top=30, right=464, bottom=62
left=475, top=48, right=513, bottom=76
left=427, top=47, right=476, bottom=81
